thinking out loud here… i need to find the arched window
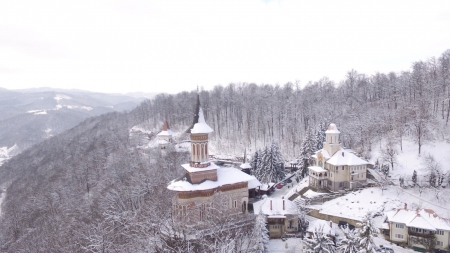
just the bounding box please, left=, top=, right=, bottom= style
left=242, top=201, right=247, bottom=213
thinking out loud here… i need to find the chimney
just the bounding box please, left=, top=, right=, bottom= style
left=342, top=152, right=344, bottom=157
left=283, top=200, right=285, bottom=210
left=270, top=200, right=272, bottom=210
left=404, top=203, right=407, bottom=210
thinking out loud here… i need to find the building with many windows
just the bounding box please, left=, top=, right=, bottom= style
left=383, top=206, right=450, bottom=252
left=308, top=123, right=369, bottom=191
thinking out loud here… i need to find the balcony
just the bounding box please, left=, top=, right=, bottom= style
left=408, top=230, right=434, bottom=238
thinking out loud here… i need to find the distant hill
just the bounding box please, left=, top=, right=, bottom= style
left=0, top=87, right=147, bottom=152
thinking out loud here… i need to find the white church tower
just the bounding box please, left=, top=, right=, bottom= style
left=323, top=123, right=341, bottom=157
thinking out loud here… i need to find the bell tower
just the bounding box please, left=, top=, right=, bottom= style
left=190, top=107, right=213, bottom=167
left=323, top=123, right=341, bottom=156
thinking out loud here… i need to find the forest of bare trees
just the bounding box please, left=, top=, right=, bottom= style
left=139, top=49, right=450, bottom=159
left=0, top=49, right=449, bottom=252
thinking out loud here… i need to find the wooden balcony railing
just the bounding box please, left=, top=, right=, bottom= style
left=408, top=230, right=434, bottom=238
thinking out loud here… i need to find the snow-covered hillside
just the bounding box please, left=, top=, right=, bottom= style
left=371, top=139, right=450, bottom=182
left=0, top=145, right=19, bottom=166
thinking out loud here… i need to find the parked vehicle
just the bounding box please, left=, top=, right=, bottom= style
left=276, top=183, right=284, bottom=189
left=379, top=245, right=394, bottom=253
left=285, top=178, right=292, bottom=183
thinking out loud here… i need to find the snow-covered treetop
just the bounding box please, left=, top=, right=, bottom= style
left=191, top=107, right=213, bottom=134
left=325, top=123, right=340, bottom=134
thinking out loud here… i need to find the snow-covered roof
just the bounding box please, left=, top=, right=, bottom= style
left=315, top=149, right=330, bottom=160
left=157, top=121, right=173, bottom=136
left=182, top=162, right=220, bottom=173
left=157, top=139, right=169, bottom=144
left=387, top=208, right=450, bottom=231
left=326, top=149, right=369, bottom=166
left=309, top=166, right=327, bottom=173
left=307, top=219, right=335, bottom=236
left=325, top=123, right=340, bottom=134
left=253, top=197, right=298, bottom=217
left=303, top=189, right=327, bottom=199
left=167, top=167, right=255, bottom=192
left=157, top=130, right=173, bottom=136
left=191, top=107, right=213, bottom=134
left=248, top=177, right=262, bottom=189
left=260, top=183, right=275, bottom=191
left=240, top=162, right=252, bottom=169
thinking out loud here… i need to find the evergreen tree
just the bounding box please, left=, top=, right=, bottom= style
left=399, top=176, right=405, bottom=187
left=251, top=149, right=262, bottom=176
left=381, top=164, right=389, bottom=178
left=429, top=170, right=437, bottom=187
left=316, top=122, right=327, bottom=151
left=254, top=211, right=269, bottom=253
left=338, top=225, right=361, bottom=253
left=298, top=128, right=317, bottom=177
left=304, top=225, right=336, bottom=253
left=358, top=212, right=379, bottom=253
left=412, top=170, right=418, bottom=186
left=259, top=143, right=286, bottom=183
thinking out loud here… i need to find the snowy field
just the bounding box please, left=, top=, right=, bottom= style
left=370, top=139, right=450, bottom=185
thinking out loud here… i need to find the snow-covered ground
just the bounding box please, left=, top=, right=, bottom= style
left=370, top=139, right=450, bottom=184
left=267, top=238, right=305, bottom=253
left=0, top=145, right=19, bottom=166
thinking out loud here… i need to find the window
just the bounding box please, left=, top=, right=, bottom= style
left=395, top=223, right=404, bottom=229
left=200, top=204, right=206, bottom=221
left=394, top=234, right=404, bottom=239
left=342, top=166, right=344, bottom=170
left=234, top=200, right=237, bottom=208
left=436, top=230, right=444, bottom=235
left=436, top=241, right=443, bottom=246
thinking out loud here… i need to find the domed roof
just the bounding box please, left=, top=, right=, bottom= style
left=325, top=123, right=340, bottom=134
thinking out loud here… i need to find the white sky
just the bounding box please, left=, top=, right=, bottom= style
left=1, top=0, right=450, bottom=94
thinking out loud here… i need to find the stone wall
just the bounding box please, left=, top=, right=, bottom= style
left=308, top=209, right=361, bottom=227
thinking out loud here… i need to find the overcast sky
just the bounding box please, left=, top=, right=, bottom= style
left=1, top=0, right=450, bottom=94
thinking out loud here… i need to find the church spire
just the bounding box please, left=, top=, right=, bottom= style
left=185, top=92, right=201, bottom=133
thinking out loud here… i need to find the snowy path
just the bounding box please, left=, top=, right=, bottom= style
left=268, top=238, right=305, bottom=253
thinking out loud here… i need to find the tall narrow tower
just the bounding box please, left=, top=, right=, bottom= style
left=190, top=107, right=213, bottom=167
left=323, top=123, right=341, bottom=156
